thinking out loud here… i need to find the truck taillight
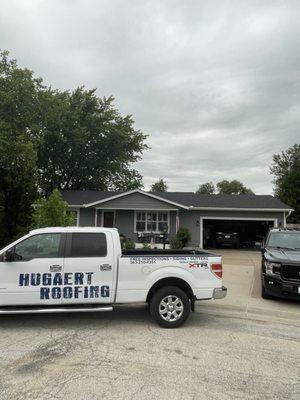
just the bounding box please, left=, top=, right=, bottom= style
left=211, top=263, right=223, bottom=279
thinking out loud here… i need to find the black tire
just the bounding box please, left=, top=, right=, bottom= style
left=261, top=283, right=273, bottom=300
left=149, top=286, right=191, bottom=328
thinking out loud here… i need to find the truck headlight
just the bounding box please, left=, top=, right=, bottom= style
left=265, top=261, right=281, bottom=275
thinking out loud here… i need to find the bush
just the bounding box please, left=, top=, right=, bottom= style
left=170, top=235, right=183, bottom=249
left=170, top=227, right=191, bottom=249
left=123, top=238, right=135, bottom=249
left=142, top=242, right=151, bottom=249
left=177, top=227, right=191, bottom=247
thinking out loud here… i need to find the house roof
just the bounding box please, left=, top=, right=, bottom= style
left=153, top=192, right=292, bottom=210
left=61, top=190, right=292, bottom=211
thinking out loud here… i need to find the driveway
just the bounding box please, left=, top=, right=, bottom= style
left=0, top=251, right=299, bottom=400
left=202, top=249, right=300, bottom=323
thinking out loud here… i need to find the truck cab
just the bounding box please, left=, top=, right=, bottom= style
left=261, top=228, right=300, bottom=300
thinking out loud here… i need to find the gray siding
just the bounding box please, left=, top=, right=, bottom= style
left=115, top=210, right=135, bottom=239
left=169, top=211, right=177, bottom=237
left=79, top=208, right=95, bottom=226
left=94, top=192, right=179, bottom=210
left=78, top=205, right=285, bottom=247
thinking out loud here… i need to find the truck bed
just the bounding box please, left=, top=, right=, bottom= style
left=122, top=248, right=217, bottom=257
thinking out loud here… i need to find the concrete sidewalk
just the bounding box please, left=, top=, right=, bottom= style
left=199, top=249, right=300, bottom=324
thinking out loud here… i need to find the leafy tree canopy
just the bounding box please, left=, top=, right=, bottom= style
left=0, top=50, right=148, bottom=246
left=196, top=182, right=215, bottom=194
left=270, top=144, right=300, bottom=222
left=37, top=88, right=148, bottom=194
left=0, top=50, right=44, bottom=243
left=216, top=180, right=254, bottom=195
left=150, top=179, right=168, bottom=192
left=195, top=180, right=254, bottom=195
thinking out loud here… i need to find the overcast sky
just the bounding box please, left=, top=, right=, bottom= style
left=1, top=0, right=300, bottom=193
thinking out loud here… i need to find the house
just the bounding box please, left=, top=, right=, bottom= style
left=61, top=189, right=293, bottom=248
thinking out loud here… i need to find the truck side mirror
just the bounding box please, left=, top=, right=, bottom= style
left=2, top=249, right=14, bottom=262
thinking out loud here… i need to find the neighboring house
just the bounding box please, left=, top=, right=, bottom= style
left=61, top=189, right=293, bottom=248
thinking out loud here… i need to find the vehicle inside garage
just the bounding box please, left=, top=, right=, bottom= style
left=203, top=219, right=275, bottom=249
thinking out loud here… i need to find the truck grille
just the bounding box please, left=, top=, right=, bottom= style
left=281, top=264, right=300, bottom=281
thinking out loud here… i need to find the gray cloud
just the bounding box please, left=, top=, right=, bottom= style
left=1, top=0, right=300, bottom=193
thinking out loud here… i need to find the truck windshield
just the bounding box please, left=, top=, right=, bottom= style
left=267, top=232, right=300, bottom=250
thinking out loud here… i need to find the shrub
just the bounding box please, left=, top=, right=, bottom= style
left=123, top=238, right=135, bottom=249
left=170, top=235, right=183, bottom=249
left=170, top=227, right=191, bottom=249
left=177, top=227, right=191, bottom=247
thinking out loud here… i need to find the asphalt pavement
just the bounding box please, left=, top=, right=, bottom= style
left=0, top=250, right=299, bottom=400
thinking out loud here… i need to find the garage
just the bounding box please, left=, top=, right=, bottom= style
left=202, top=218, right=276, bottom=249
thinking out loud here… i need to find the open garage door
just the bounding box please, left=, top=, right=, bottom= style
left=201, top=218, right=276, bottom=249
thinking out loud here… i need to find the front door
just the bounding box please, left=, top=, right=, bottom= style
left=103, top=211, right=115, bottom=228
left=62, top=232, right=114, bottom=304
left=0, top=233, right=64, bottom=306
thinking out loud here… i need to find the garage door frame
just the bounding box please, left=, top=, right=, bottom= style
left=199, top=216, right=278, bottom=248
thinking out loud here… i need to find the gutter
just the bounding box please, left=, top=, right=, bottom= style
left=188, top=206, right=294, bottom=212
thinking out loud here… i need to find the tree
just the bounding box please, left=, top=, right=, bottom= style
left=196, top=182, right=215, bottom=194
left=33, top=189, right=75, bottom=228
left=270, top=144, right=300, bottom=222
left=150, top=179, right=168, bottom=192
left=37, top=88, right=148, bottom=194
left=0, top=51, right=148, bottom=246
left=216, top=180, right=254, bottom=195
left=0, top=50, right=44, bottom=245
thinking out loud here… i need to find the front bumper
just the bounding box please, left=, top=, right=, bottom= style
left=216, top=239, right=238, bottom=246
left=263, top=275, right=300, bottom=300
left=213, top=286, right=227, bottom=299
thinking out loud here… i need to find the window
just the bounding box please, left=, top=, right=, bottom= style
left=267, top=232, right=300, bottom=249
left=135, top=211, right=169, bottom=233
left=14, top=234, right=61, bottom=261
left=70, top=233, right=107, bottom=257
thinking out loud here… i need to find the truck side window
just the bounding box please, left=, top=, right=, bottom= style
left=70, top=233, right=107, bottom=257
left=14, top=234, right=61, bottom=261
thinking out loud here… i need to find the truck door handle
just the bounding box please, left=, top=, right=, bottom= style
left=50, top=264, right=62, bottom=272
left=100, top=264, right=112, bottom=271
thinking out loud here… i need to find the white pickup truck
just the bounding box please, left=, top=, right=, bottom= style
left=0, top=227, right=227, bottom=328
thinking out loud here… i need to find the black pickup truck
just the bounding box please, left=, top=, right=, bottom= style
left=261, top=228, right=300, bottom=300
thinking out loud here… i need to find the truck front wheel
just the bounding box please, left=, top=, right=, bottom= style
left=149, top=286, right=191, bottom=328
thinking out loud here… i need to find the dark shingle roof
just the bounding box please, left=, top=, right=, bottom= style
left=154, top=192, right=292, bottom=209
left=61, top=190, right=292, bottom=210
left=61, top=190, right=122, bottom=205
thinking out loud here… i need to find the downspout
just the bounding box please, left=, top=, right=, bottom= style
left=175, top=210, right=179, bottom=234
left=284, top=210, right=292, bottom=227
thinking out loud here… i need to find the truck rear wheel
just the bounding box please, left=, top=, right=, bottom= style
left=149, top=286, right=190, bottom=328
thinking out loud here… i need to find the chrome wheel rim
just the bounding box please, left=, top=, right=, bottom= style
left=159, top=295, right=184, bottom=322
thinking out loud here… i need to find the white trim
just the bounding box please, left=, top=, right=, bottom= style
left=199, top=216, right=278, bottom=248
left=284, top=210, right=292, bottom=227
left=102, top=210, right=116, bottom=228
left=94, top=208, right=97, bottom=227
left=190, top=207, right=293, bottom=212
left=95, top=207, right=178, bottom=211
left=134, top=210, right=170, bottom=234
left=83, top=189, right=189, bottom=209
